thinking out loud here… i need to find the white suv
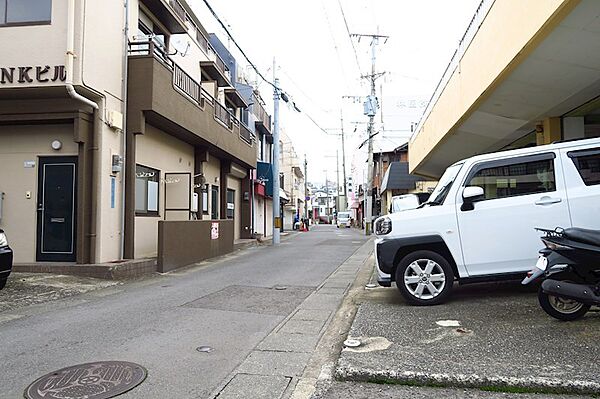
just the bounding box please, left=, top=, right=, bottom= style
left=374, top=138, right=600, bottom=305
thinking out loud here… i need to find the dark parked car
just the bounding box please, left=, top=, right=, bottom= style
left=0, top=229, right=13, bottom=290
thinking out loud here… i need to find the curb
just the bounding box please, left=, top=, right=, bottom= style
left=335, top=358, right=600, bottom=396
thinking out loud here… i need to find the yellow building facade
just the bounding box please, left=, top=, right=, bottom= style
left=410, top=0, right=600, bottom=177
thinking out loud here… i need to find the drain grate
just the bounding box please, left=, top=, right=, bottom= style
left=25, top=361, right=147, bottom=399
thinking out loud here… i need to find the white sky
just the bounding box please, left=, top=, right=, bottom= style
left=189, top=0, right=481, bottom=185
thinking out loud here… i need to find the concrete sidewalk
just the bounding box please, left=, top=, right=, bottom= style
left=335, top=276, right=600, bottom=395
left=0, top=273, right=120, bottom=315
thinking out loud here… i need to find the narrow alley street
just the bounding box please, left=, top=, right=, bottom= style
left=0, top=226, right=368, bottom=398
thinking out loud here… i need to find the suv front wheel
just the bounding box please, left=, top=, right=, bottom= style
left=395, top=250, right=454, bottom=305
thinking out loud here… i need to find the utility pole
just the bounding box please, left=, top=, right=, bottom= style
left=304, top=154, right=309, bottom=222
left=272, top=58, right=281, bottom=245
left=340, top=110, right=347, bottom=212
left=351, top=32, right=388, bottom=235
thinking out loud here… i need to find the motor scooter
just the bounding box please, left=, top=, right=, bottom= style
left=522, top=227, right=600, bottom=321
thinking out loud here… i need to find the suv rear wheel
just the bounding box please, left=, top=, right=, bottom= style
left=395, top=250, right=454, bottom=305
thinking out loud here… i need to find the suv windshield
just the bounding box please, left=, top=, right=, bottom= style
left=426, top=163, right=464, bottom=205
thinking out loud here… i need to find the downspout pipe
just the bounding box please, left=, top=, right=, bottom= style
left=120, top=0, right=130, bottom=259
left=66, top=0, right=98, bottom=110
left=66, top=0, right=100, bottom=263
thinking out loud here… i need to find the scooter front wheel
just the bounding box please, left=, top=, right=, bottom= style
left=538, top=288, right=590, bottom=321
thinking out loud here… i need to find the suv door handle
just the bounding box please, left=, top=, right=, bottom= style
left=535, top=196, right=562, bottom=206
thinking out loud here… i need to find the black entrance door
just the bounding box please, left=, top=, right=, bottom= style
left=36, top=157, right=78, bottom=262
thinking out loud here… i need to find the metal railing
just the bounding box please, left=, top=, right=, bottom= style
left=214, top=101, right=232, bottom=129
left=201, top=87, right=214, bottom=106
left=240, top=124, right=253, bottom=145
left=173, top=64, right=203, bottom=107
left=411, top=0, right=496, bottom=142
left=128, top=39, right=254, bottom=148
left=207, top=45, right=230, bottom=78
left=128, top=40, right=176, bottom=72
left=252, top=98, right=271, bottom=131
left=196, top=32, right=209, bottom=54
left=169, top=0, right=187, bottom=22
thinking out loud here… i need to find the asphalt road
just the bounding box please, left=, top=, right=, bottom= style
left=0, top=225, right=367, bottom=399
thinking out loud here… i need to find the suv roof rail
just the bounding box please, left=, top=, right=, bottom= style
left=552, top=137, right=600, bottom=145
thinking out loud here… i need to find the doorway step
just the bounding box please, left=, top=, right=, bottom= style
left=12, top=258, right=156, bottom=280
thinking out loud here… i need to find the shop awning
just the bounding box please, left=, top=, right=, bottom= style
left=279, top=189, right=290, bottom=203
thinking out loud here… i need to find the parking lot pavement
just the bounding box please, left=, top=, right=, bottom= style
left=335, top=279, right=600, bottom=395
left=314, top=381, right=593, bottom=399
left=0, top=273, right=120, bottom=314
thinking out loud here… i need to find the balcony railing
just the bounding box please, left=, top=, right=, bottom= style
left=128, top=39, right=254, bottom=146
left=197, top=32, right=209, bottom=54
left=128, top=40, right=173, bottom=68
left=240, top=124, right=253, bottom=145
left=173, top=64, right=203, bottom=107
left=169, top=0, right=187, bottom=22
left=253, top=98, right=271, bottom=131
left=214, top=101, right=232, bottom=129
left=207, top=46, right=229, bottom=78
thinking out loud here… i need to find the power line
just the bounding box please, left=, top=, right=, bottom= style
left=321, top=0, right=349, bottom=87
left=281, top=69, right=332, bottom=116
left=336, top=0, right=362, bottom=76
left=200, top=0, right=334, bottom=138
left=200, top=0, right=276, bottom=91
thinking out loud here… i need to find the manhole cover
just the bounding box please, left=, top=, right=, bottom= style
left=25, top=361, right=147, bottom=399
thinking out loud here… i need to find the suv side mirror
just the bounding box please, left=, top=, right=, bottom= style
left=461, top=186, right=484, bottom=211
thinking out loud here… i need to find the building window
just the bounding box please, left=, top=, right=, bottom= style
left=467, top=158, right=556, bottom=201
left=569, top=148, right=600, bottom=186
left=1, top=0, right=52, bottom=26
left=135, top=165, right=160, bottom=216
left=211, top=185, right=219, bottom=219
left=136, top=12, right=168, bottom=58
left=226, top=189, right=235, bottom=219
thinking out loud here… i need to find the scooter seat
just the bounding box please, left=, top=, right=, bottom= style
left=563, top=227, right=600, bottom=247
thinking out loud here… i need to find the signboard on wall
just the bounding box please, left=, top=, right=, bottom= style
left=1, top=65, right=66, bottom=85
left=211, top=222, right=219, bottom=240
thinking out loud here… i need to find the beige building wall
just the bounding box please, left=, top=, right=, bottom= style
left=80, top=0, right=127, bottom=98
left=227, top=177, right=242, bottom=240
left=134, top=124, right=194, bottom=258
left=0, top=125, right=78, bottom=263
left=0, top=0, right=129, bottom=263
left=96, top=103, right=126, bottom=262
left=202, top=155, right=221, bottom=220
left=0, top=1, right=68, bottom=88
left=413, top=181, right=438, bottom=194
left=410, top=0, right=575, bottom=173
